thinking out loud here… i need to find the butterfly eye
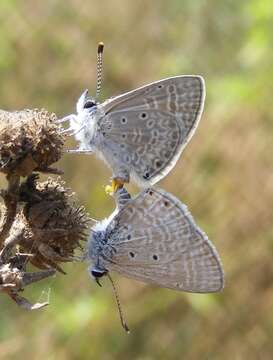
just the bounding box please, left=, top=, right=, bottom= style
left=91, top=268, right=107, bottom=278
left=84, top=100, right=96, bottom=109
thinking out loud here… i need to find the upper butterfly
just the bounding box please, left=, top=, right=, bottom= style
left=60, top=43, right=205, bottom=192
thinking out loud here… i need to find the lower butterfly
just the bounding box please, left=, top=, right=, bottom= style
left=87, top=187, right=224, bottom=332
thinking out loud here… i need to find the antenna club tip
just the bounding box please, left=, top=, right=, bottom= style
left=124, top=325, right=130, bottom=334
left=98, top=42, right=104, bottom=54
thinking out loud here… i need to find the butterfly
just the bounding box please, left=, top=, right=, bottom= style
left=60, top=43, right=205, bottom=193
left=87, top=187, right=224, bottom=331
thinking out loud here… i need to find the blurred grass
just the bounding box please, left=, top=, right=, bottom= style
left=0, top=0, right=272, bottom=359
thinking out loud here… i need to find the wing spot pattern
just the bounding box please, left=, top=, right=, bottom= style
left=155, top=160, right=162, bottom=168
left=143, top=172, right=150, bottom=179
left=100, top=77, right=204, bottom=184
left=151, top=130, right=159, bottom=137
left=164, top=151, right=171, bottom=159
left=147, top=119, right=155, bottom=128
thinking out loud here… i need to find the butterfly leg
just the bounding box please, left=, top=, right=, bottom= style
left=66, top=148, right=93, bottom=154
left=56, top=115, right=76, bottom=124
left=105, top=178, right=125, bottom=195
left=105, top=167, right=130, bottom=195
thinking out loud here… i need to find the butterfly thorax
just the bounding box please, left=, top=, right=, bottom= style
left=73, top=105, right=105, bottom=151
left=87, top=228, right=116, bottom=269
left=88, top=230, right=106, bottom=261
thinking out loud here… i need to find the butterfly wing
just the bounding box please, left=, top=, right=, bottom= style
left=103, top=188, right=224, bottom=293
left=98, top=76, right=205, bottom=185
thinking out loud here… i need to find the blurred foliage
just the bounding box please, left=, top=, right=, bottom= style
left=0, top=0, right=272, bottom=359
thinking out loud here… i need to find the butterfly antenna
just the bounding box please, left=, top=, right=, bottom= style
left=96, top=42, right=104, bottom=99
left=107, top=273, right=130, bottom=333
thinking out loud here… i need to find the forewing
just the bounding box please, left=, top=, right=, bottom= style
left=99, top=76, right=205, bottom=185
left=104, top=188, right=224, bottom=293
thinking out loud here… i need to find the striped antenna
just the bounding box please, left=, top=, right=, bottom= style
left=96, top=42, right=104, bottom=99
left=107, top=273, right=130, bottom=333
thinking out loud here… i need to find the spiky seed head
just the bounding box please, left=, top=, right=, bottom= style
left=0, top=109, right=65, bottom=177
left=18, top=175, right=90, bottom=272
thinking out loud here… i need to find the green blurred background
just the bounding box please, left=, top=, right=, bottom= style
left=0, top=0, right=272, bottom=359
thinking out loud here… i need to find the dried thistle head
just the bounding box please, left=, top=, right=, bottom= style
left=0, top=109, right=65, bottom=177
left=18, top=175, right=90, bottom=273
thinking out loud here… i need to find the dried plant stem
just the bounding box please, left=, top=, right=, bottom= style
left=35, top=166, right=64, bottom=175
left=8, top=292, right=50, bottom=310
left=22, top=269, right=56, bottom=286
left=0, top=174, right=20, bottom=246
left=0, top=220, right=25, bottom=263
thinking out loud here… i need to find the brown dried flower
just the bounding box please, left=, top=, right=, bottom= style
left=0, top=107, right=89, bottom=311
left=0, top=109, right=65, bottom=177
left=18, top=175, right=90, bottom=273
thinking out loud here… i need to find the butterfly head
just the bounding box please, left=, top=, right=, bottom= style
left=89, top=265, right=108, bottom=286
left=66, top=89, right=101, bottom=147
left=76, top=89, right=97, bottom=114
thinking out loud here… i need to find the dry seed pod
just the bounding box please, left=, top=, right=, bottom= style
left=0, top=259, right=55, bottom=310
left=18, top=175, right=90, bottom=273
left=0, top=109, right=65, bottom=177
